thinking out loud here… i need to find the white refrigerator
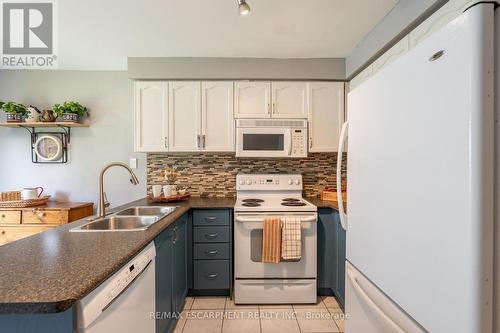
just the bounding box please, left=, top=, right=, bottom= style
left=336, top=3, right=496, bottom=333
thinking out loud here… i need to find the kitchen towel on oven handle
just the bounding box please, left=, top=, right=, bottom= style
left=281, top=217, right=302, bottom=260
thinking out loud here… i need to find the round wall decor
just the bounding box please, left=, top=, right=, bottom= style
left=33, top=135, right=63, bottom=161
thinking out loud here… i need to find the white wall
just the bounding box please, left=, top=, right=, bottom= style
left=0, top=70, right=147, bottom=209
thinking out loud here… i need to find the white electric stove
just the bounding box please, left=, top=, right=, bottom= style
left=234, top=174, right=317, bottom=304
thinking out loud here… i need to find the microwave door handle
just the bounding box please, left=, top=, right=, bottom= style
left=287, top=129, right=292, bottom=155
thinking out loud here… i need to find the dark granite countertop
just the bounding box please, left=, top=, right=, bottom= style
left=0, top=197, right=235, bottom=315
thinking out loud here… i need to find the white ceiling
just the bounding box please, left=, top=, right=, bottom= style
left=57, top=0, right=399, bottom=70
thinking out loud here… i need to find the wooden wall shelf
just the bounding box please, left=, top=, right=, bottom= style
left=0, top=122, right=88, bottom=128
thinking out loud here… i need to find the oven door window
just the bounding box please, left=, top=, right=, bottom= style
left=250, top=229, right=263, bottom=262
left=243, top=134, right=284, bottom=151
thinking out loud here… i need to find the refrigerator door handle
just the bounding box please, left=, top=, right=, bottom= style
left=336, top=121, right=348, bottom=230
left=347, top=268, right=405, bottom=333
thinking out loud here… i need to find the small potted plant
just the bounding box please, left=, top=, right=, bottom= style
left=0, top=101, right=28, bottom=123
left=53, top=101, right=89, bottom=123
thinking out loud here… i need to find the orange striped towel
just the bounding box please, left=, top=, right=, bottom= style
left=262, top=217, right=282, bottom=263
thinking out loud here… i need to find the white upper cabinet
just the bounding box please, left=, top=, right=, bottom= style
left=134, top=81, right=169, bottom=152
left=271, top=82, right=308, bottom=118
left=201, top=81, right=234, bottom=151
left=168, top=81, right=201, bottom=152
left=235, top=81, right=307, bottom=119
left=308, top=82, right=344, bottom=152
left=135, top=80, right=341, bottom=154
left=234, top=81, right=271, bottom=118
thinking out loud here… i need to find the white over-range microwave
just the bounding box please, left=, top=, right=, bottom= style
left=235, top=119, right=308, bottom=158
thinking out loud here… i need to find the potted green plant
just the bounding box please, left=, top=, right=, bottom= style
left=53, top=101, right=89, bottom=123
left=0, top=101, right=28, bottom=123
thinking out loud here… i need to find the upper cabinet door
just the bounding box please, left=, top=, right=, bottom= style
left=234, top=81, right=271, bottom=118
left=168, top=81, right=201, bottom=152
left=134, top=81, right=169, bottom=152
left=201, top=81, right=235, bottom=152
left=272, top=82, right=308, bottom=119
left=308, top=82, right=344, bottom=152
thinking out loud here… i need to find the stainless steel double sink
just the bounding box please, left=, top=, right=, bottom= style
left=70, top=206, right=177, bottom=232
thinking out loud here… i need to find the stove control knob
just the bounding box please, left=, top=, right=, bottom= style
left=288, top=179, right=293, bottom=185
left=295, top=179, right=300, bottom=185
left=239, top=179, right=245, bottom=185
left=246, top=179, right=252, bottom=185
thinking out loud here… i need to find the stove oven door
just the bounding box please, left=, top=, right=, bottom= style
left=234, top=212, right=317, bottom=278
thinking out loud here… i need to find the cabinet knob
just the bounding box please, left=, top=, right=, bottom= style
left=1, top=230, right=5, bottom=235
left=0, top=214, right=5, bottom=219
left=37, top=212, right=46, bottom=219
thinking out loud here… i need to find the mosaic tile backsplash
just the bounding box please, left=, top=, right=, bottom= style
left=147, top=153, right=346, bottom=198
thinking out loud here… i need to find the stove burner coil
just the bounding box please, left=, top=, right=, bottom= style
left=242, top=202, right=261, bottom=207
left=281, top=202, right=306, bottom=207
left=282, top=198, right=301, bottom=202
left=242, top=198, right=265, bottom=203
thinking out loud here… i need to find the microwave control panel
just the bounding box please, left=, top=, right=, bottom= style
left=291, top=129, right=307, bottom=157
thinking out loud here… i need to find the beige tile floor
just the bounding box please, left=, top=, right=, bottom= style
left=174, top=296, right=345, bottom=333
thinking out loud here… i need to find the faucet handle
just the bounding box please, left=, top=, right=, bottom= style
left=103, top=192, right=110, bottom=208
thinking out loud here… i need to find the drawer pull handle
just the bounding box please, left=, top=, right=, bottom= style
left=205, top=250, right=218, bottom=256
left=1, top=214, right=5, bottom=218
left=37, top=212, right=46, bottom=219
left=205, top=233, right=218, bottom=239
left=205, top=273, right=218, bottom=279
left=204, top=217, right=218, bottom=222
left=1, top=230, right=5, bottom=235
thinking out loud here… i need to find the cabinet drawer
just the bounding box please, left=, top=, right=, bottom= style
left=193, top=210, right=230, bottom=226
left=194, top=226, right=230, bottom=243
left=194, top=260, right=230, bottom=290
left=0, top=211, right=21, bottom=224
left=22, top=210, right=68, bottom=225
left=0, top=225, right=54, bottom=246
left=194, top=243, right=230, bottom=260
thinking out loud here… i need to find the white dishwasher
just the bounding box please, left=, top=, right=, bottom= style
left=76, top=242, right=156, bottom=333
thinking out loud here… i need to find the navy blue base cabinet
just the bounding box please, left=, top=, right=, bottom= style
left=317, top=208, right=346, bottom=308
left=155, top=213, right=189, bottom=333
left=191, top=209, right=232, bottom=295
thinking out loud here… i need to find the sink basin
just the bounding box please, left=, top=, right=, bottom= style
left=71, top=216, right=159, bottom=232
left=70, top=206, right=177, bottom=232
left=115, top=206, right=176, bottom=217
